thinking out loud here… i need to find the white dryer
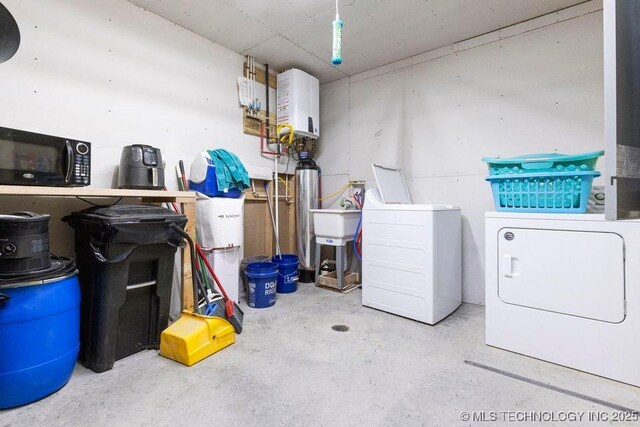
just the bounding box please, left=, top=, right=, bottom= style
left=362, top=165, right=462, bottom=325
left=486, top=212, right=640, bottom=386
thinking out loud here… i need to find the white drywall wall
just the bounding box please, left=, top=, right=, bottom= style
left=0, top=0, right=278, bottom=256
left=318, top=1, right=605, bottom=304
left=0, top=0, right=276, bottom=189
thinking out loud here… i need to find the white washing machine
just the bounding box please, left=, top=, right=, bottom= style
left=486, top=212, right=640, bottom=386
left=362, top=164, right=462, bottom=325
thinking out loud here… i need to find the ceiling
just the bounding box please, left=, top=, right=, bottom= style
left=128, top=0, right=589, bottom=84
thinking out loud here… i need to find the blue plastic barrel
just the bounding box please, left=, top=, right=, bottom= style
left=244, top=262, right=278, bottom=308
left=0, top=273, right=80, bottom=409
left=272, top=254, right=299, bottom=294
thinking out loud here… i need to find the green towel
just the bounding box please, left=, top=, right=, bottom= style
left=207, top=149, right=250, bottom=192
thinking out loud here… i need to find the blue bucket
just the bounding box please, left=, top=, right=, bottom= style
left=244, top=262, right=278, bottom=308
left=0, top=273, right=80, bottom=409
left=272, top=254, right=299, bottom=294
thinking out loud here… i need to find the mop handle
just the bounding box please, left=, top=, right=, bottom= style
left=170, top=223, right=205, bottom=314
left=196, top=244, right=233, bottom=303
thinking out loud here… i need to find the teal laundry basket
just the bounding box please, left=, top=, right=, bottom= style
left=482, top=151, right=604, bottom=213
left=483, top=151, right=603, bottom=175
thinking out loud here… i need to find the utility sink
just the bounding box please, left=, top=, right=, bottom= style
left=310, top=209, right=361, bottom=245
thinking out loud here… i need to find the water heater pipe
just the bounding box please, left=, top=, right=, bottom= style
left=273, top=64, right=279, bottom=256
left=260, top=123, right=284, bottom=156
left=264, top=182, right=282, bottom=255
left=265, top=63, right=270, bottom=144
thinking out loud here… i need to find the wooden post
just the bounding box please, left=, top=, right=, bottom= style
left=181, top=200, right=197, bottom=311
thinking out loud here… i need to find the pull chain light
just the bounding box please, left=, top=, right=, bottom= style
left=331, top=0, right=343, bottom=65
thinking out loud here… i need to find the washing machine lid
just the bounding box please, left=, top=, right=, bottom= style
left=372, top=164, right=413, bottom=204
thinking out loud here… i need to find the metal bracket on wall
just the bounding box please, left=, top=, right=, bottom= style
left=250, top=179, right=293, bottom=203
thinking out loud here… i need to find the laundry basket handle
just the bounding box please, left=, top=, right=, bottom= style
left=521, top=160, right=554, bottom=170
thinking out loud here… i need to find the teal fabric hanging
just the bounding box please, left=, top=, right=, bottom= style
left=207, top=149, right=250, bottom=192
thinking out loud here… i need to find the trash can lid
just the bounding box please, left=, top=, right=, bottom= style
left=66, top=204, right=186, bottom=225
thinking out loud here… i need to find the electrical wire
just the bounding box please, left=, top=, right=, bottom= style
left=353, top=220, right=362, bottom=260
left=353, top=191, right=363, bottom=260
left=353, top=191, right=363, bottom=209
left=75, top=196, right=123, bottom=207
left=278, top=176, right=292, bottom=195
left=284, top=146, right=293, bottom=174
left=318, top=182, right=350, bottom=202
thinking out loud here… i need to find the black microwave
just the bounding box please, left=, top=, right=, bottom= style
left=0, top=126, right=91, bottom=187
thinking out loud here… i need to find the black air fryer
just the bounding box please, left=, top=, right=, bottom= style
left=0, top=212, right=50, bottom=275
left=118, top=145, right=165, bottom=190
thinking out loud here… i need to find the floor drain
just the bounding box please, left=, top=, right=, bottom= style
left=332, top=324, right=349, bottom=332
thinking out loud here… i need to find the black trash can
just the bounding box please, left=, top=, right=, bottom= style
left=64, top=204, right=187, bottom=373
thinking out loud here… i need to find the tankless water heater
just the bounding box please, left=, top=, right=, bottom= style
left=276, top=69, right=319, bottom=139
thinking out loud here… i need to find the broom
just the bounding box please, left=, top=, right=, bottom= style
left=195, top=244, right=244, bottom=332
left=169, top=224, right=210, bottom=315
left=195, top=244, right=244, bottom=334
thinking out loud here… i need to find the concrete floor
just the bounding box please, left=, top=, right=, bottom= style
left=3, top=284, right=640, bottom=426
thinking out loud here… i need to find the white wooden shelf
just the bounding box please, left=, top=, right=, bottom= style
left=0, top=185, right=196, bottom=201
left=0, top=184, right=198, bottom=310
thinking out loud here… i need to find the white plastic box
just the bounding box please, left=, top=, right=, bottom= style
left=196, top=195, right=244, bottom=302
left=204, top=248, right=242, bottom=303
left=196, top=196, right=243, bottom=248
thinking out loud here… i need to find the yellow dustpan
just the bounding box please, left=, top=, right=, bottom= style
left=160, top=224, right=235, bottom=366
left=160, top=310, right=235, bottom=366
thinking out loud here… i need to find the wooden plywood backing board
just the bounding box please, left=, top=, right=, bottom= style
left=244, top=198, right=270, bottom=258
left=243, top=177, right=296, bottom=258
left=243, top=109, right=277, bottom=138
left=242, top=61, right=277, bottom=137
left=278, top=174, right=296, bottom=255
left=243, top=62, right=277, bottom=89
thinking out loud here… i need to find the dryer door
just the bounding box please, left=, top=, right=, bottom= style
left=498, top=228, right=625, bottom=323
